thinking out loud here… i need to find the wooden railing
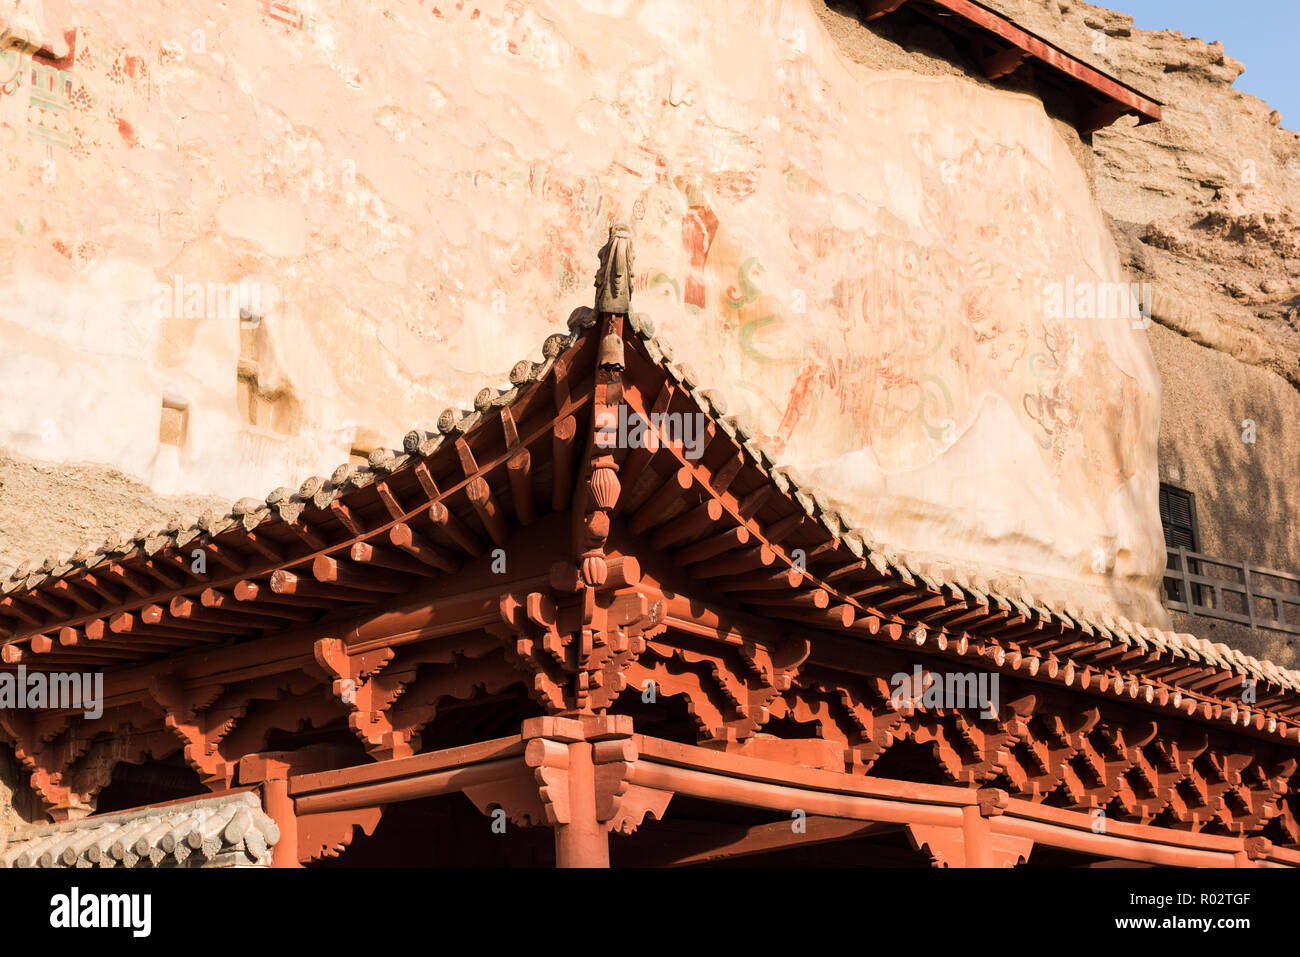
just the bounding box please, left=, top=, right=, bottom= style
left=1164, top=548, right=1300, bottom=636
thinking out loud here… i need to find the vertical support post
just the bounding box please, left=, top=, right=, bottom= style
left=554, top=740, right=609, bottom=868
left=962, top=804, right=991, bottom=868
left=240, top=747, right=354, bottom=868
left=517, top=716, right=634, bottom=868
left=1179, top=547, right=1194, bottom=616
left=240, top=753, right=301, bottom=868
left=263, top=774, right=300, bottom=868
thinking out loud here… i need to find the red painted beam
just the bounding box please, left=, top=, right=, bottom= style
left=864, top=0, right=1161, bottom=130
left=925, top=0, right=1161, bottom=124
left=862, top=0, right=909, bottom=19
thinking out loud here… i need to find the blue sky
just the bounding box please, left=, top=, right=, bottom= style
left=1115, top=0, right=1298, bottom=126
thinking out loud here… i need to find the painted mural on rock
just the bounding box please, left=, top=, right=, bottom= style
left=0, top=0, right=1165, bottom=624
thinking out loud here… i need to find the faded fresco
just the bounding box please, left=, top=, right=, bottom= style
left=0, top=0, right=1166, bottom=624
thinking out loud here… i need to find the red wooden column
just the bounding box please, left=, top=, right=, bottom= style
left=515, top=715, right=665, bottom=868
left=554, top=739, right=608, bottom=868
left=241, top=752, right=304, bottom=868
left=519, top=717, right=612, bottom=868
left=962, top=804, right=991, bottom=868
left=241, top=746, right=356, bottom=868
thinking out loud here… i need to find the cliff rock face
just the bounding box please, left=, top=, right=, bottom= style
left=0, top=0, right=1173, bottom=625
left=982, top=0, right=1300, bottom=377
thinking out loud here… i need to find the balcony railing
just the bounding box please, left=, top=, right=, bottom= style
left=1164, top=548, right=1300, bottom=637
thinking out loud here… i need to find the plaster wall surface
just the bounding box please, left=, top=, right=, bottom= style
left=0, top=0, right=1166, bottom=625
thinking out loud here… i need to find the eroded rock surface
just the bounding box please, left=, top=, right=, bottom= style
left=983, top=0, right=1300, bottom=375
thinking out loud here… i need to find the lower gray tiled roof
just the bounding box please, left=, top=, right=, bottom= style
left=0, top=791, right=279, bottom=868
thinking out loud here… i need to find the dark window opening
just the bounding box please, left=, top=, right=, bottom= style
left=1160, top=484, right=1199, bottom=604
left=1159, top=484, right=1199, bottom=551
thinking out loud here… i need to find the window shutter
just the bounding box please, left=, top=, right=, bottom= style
left=1159, top=485, right=1197, bottom=551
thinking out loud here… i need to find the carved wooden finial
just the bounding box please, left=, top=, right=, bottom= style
left=594, top=221, right=634, bottom=314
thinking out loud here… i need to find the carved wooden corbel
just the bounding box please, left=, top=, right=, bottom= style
left=311, top=637, right=419, bottom=760
left=591, top=732, right=671, bottom=834
left=906, top=807, right=1032, bottom=868
left=494, top=581, right=662, bottom=716
left=0, top=707, right=110, bottom=818
left=145, top=676, right=231, bottom=788
left=297, top=807, right=384, bottom=863
left=0, top=707, right=180, bottom=820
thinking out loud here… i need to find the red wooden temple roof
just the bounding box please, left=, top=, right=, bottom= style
left=0, top=304, right=1295, bottom=747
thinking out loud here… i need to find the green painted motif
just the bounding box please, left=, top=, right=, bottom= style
left=649, top=273, right=680, bottom=302
left=723, top=257, right=763, bottom=309
left=739, top=315, right=800, bottom=366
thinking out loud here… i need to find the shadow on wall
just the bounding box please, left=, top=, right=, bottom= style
left=1192, top=416, right=1293, bottom=569
left=1163, top=404, right=1299, bottom=667
left=822, top=0, right=968, bottom=66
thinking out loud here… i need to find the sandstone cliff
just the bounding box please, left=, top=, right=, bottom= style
left=981, top=0, right=1300, bottom=382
